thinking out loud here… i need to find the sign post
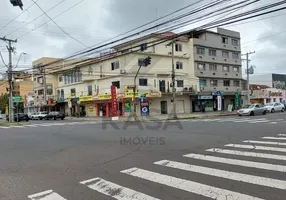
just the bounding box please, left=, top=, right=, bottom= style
left=111, top=85, right=118, bottom=120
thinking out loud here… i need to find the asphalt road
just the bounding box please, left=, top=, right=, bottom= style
left=1, top=112, right=286, bottom=200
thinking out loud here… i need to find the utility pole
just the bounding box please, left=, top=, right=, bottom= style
left=0, top=37, right=17, bottom=122
left=171, top=41, right=177, bottom=119
left=242, top=51, right=255, bottom=104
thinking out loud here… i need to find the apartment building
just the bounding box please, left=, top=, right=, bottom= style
left=32, top=28, right=246, bottom=117
left=189, top=28, right=245, bottom=111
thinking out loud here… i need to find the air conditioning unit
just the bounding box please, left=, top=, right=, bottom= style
left=168, top=52, right=172, bottom=55
left=183, top=87, right=188, bottom=91
left=100, top=75, right=105, bottom=78
left=120, top=69, right=126, bottom=74
left=189, top=87, right=193, bottom=92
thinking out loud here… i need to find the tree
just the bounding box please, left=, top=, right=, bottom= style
left=0, top=93, right=8, bottom=114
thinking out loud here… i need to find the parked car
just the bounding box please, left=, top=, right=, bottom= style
left=264, top=102, right=285, bottom=113
left=45, top=111, right=65, bottom=120
left=6, top=113, right=29, bottom=122
left=237, top=103, right=267, bottom=116
left=31, top=111, right=48, bottom=120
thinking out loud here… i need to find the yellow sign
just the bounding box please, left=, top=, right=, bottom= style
left=79, top=96, right=93, bottom=102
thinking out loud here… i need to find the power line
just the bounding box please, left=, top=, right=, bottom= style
left=31, top=0, right=88, bottom=47
left=4, top=0, right=66, bottom=38
left=0, top=52, right=8, bottom=67
left=0, top=0, right=41, bottom=32
left=15, top=0, right=90, bottom=40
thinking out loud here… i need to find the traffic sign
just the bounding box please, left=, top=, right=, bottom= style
left=13, top=96, right=22, bottom=103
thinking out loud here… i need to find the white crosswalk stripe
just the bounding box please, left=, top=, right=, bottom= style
left=80, top=177, right=160, bottom=200
left=121, top=167, right=265, bottom=200
left=206, top=148, right=286, bottom=161
left=28, top=190, right=66, bottom=200
left=263, top=137, right=286, bottom=140
left=244, top=140, right=286, bottom=146
left=225, top=144, right=286, bottom=153
left=183, top=153, right=286, bottom=172
left=154, top=159, right=286, bottom=189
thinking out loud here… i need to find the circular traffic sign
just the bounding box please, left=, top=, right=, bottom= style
left=141, top=107, right=148, bottom=113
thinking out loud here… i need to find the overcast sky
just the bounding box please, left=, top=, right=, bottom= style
left=0, top=0, right=286, bottom=79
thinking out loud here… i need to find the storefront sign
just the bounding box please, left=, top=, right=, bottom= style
left=235, top=92, right=240, bottom=109
left=111, top=85, right=118, bottom=119
left=269, top=91, right=283, bottom=97
left=79, top=96, right=93, bottom=102
left=124, top=102, right=132, bottom=112
left=140, top=101, right=150, bottom=116
left=217, top=95, right=222, bottom=111
left=198, top=95, right=213, bottom=100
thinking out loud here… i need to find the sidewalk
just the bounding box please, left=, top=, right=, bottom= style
left=66, top=111, right=237, bottom=122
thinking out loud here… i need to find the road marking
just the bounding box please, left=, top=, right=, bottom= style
left=263, top=137, right=286, bottom=140
left=121, top=168, right=264, bottom=200
left=28, top=190, right=66, bottom=200
left=270, top=122, right=278, bottom=124
left=225, top=144, right=286, bottom=153
left=232, top=119, right=253, bottom=123
left=249, top=120, right=269, bottom=124
left=9, top=126, right=25, bottom=128
left=154, top=159, right=286, bottom=189
left=0, top=126, right=11, bottom=129
left=278, top=134, right=286, bottom=136
left=24, top=125, right=39, bottom=127
left=183, top=153, right=286, bottom=172
left=244, top=140, right=286, bottom=146
left=80, top=177, right=159, bottom=200
left=206, top=148, right=286, bottom=161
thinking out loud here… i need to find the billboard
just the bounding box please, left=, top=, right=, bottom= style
left=272, top=74, right=286, bottom=89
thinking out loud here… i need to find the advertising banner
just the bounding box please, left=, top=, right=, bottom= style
left=140, top=101, right=150, bottom=116
left=111, top=85, right=118, bottom=120
left=217, top=95, right=222, bottom=111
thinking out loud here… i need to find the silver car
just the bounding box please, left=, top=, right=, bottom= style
left=237, top=103, right=267, bottom=116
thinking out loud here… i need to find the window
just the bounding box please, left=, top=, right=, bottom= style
left=138, top=58, right=145, bottom=66
left=273, top=98, right=276, bottom=102
left=233, top=66, right=239, bottom=72
left=71, top=88, right=76, bottom=97
left=232, top=52, right=239, bottom=59
left=140, top=43, right=148, bottom=51
left=78, top=71, right=82, bottom=82
left=223, top=65, right=229, bottom=72
left=222, top=51, right=229, bottom=58
left=222, top=37, right=228, bottom=44
left=33, top=78, right=36, bottom=81
left=37, top=76, right=43, bottom=84
left=68, top=74, right=71, bottom=84
left=176, top=80, right=184, bottom=87
left=199, top=79, right=207, bottom=88
left=71, top=72, right=74, bottom=83
left=38, top=89, right=44, bottom=95
left=139, top=78, right=148, bottom=86
left=210, top=80, right=218, bottom=86
left=197, top=47, right=205, bottom=55
left=233, top=80, right=240, bottom=87
left=197, top=63, right=206, bottom=70
left=87, top=85, right=92, bottom=96
left=61, top=89, right=64, bottom=98
left=209, top=64, right=217, bottom=71
left=59, top=76, right=63, bottom=82
left=112, top=81, right=120, bottom=89
left=46, top=85, right=53, bottom=95
left=175, top=43, right=182, bottom=52
left=223, top=80, right=230, bottom=86
left=176, top=62, right=183, bottom=69
left=209, top=49, right=216, bottom=57
left=231, top=39, right=238, bottom=46
left=111, top=61, right=120, bottom=70
left=64, top=75, right=67, bottom=84
left=88, top=66, right=93, bottom=75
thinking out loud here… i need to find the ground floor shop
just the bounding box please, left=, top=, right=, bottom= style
left=191, top=92, right=243, bottom=112
left=250, top=88, right=286, bottom=105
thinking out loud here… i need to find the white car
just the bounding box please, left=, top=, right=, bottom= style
left=31, top=112, right=48, bottom=120
left=264, top=103, right=285, bottom=113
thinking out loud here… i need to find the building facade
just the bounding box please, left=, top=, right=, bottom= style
left=250, top=73, right=286, bottom=90
left=32, top=28, right=246, bottom=117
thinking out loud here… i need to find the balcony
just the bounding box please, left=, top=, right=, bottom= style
left=176, top=85, right=198, bottom=94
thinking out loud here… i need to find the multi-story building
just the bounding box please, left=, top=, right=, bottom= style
left=32, top=28, right=246, bottom=117
left=250, top=73, right=286, bottom=90
left=189, top=28, right=245, bottom=111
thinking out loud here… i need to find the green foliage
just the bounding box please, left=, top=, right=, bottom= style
left=0, top=93, right=8, bottom=114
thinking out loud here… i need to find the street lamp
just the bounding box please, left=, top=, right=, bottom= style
left=15, top=52, right=27, bottom=69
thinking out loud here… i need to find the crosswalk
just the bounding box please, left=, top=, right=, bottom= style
left=28, top=133, right=286, bottom=199
left=0, top=121, right=102, bottom=129
left=174, top=117, right=286, bottom=125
